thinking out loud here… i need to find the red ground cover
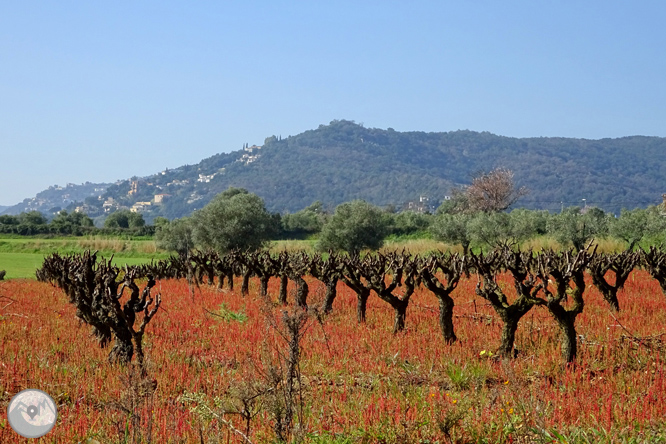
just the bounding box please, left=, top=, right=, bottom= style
left=1, top=271, right=665, bottom=442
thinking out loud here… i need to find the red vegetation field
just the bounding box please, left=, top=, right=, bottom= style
left=1, top=272, right=666, bottom=443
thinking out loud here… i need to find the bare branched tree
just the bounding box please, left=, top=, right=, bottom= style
left=459, top=167, right=528, bottom=213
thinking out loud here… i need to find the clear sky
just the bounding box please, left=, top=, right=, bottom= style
left=1, top=1, right=665, bottom=206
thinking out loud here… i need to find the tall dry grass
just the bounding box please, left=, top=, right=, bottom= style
left=269, top=240, right=316, bottom=254
left=263, top=236, right=631, bottom=257
left=380, top=238, right=460, bottom=255
left=520, top=236, right=563, bottom=251
left=78, top=237, right=129, bottom=252
left=77, top=236, right=158, bottom=254
left=521, top=236, right=628, bottom=253
left=590, top=237, right=629, bottom=253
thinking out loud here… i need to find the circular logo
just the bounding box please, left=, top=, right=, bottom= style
left=7, top=389, right=57, bottom=438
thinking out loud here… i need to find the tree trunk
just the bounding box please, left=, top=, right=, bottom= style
left=241, top=271, right=251, bottom=297
left=195, top=267, right=204, bottom=286
left=498, top=316, right=519, bottom=358
left=216, top=272, right=225, bottom=290
left=108, top=330, right=134, bottom=364
left=438, top=297, right=457, bottom=344
left=295, top=276, right=308, bottom=308
left=558, top=315, right=578, bottom=364
left=356, top=288, right=370, bottom=323
left=260, top=275, right=269, bottom=297
left=602, top=288, right=620, bottom=312
left=323, top=280, right=338, bottom=314
left=93, top=324, right=112, bottom=348
left=226, top=271, right=234, bottom=290
left=591, top=270, right=621, bottom=312
left=393, top=302, right=408, bottom=334
left=548, top=302, right=581, bottom=364
left=133, top=331, right=147, bottom=375
left=279, top=275, right=288, bottom=305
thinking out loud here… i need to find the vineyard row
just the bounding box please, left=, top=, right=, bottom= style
left=36, top=245, right=666, bottom=366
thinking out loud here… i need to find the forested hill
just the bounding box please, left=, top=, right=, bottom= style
left=148, top=120, right=666, bottom=217
left=5, top=120, right=666, bottom=219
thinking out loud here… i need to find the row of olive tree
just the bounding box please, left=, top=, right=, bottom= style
left=431, top=205, right=666, bottom=253
left=156, top=187, right=666, bottom=258
left=156, top=189, right=392, bottom=255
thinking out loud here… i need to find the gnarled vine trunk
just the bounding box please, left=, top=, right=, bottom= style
left=279, top=275, right=289, bottom=305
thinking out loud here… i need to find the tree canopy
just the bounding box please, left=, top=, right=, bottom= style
left=190, top=187, right=278, bottom=253
left=317, top=200, right=390, bottom=254
left=104, top=210, right=146, bottom=229
left=443, top=167, right=528, bottom=214
left=50, top=210, right=94, bottom=235
left=547, top=206, right=609, bottom=251
left=155, top=218, right=195, bottom=255
left=281, top=201, right=327, bottom=237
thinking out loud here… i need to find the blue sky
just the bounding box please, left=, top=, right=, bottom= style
left=1, top=1, right=665, bottom=205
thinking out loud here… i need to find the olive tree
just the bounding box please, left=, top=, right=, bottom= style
left=609, top=207, right=666, bottom=250
left=547, top=206, right=609, bottom=251
left=509, top=208, right=548, bottom=239
left=282, top=201, right=327, bottom=236
left=155, top=218, right=195, bottom=255
left=467, top=211, right=516, bottom=250
left=389, top=211, right=432, bottom=236
left=316, top=200, right=390, bottom=254
left=190, top=188, right=278, bottom=253
left=430, top=213, right=473, bottom=254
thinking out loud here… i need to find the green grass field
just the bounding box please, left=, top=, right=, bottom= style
left=0, top=253, right=46, bottom=279
left=0, top=236, right=170, bottom=279
left=0, top=252, right=166, bottom=279
left=0, top=237, right=322, bottom=279
left=0, top=238, right=319, bottom=279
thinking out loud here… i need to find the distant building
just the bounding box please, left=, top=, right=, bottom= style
left=198, top=174, right=215, bottom=183
left=187, top=193, right=203, bottom=204
left=131, top=202, right=152, bottom=213
left=102, top=198, right=116, bottom=213
left=128, top=180, right=139, bottom=196
left=154, top=194, right=171, bottom=204
left=404, top=195, right=435, bottom=214
left=167, top=179, right=189, bottom=186
left=239, top=153, right=260, bottom=165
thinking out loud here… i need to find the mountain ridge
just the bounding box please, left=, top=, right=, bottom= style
left=3, top=120, right=666, bottom=219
